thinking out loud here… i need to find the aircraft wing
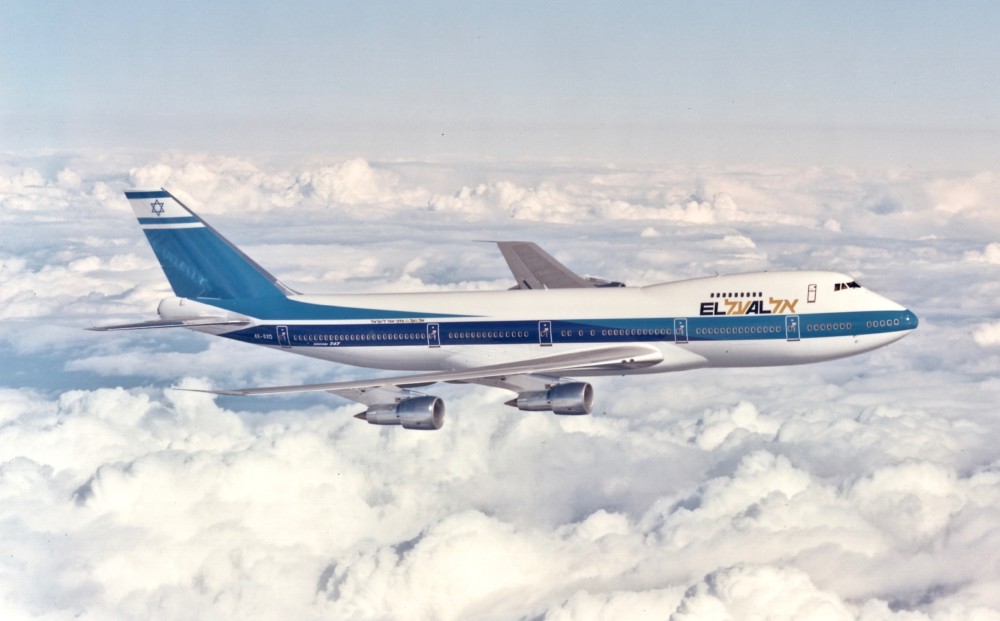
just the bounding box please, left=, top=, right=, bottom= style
left=495, top=241, right=625, bottom=289
left=459, top=373, right=565, bottom=394
left=331, top=385, right=433, bottom=407
left=184, top=344, right=664, bottom=397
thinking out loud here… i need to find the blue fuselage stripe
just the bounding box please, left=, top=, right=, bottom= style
left=220, top=309, right=916, bottom=348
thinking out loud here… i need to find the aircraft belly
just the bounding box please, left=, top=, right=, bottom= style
left=692, top=332, right=908, bottom=368
left=566, top=342, right=708, bottom=376
left=281, top=344, right=445, bottom=371
left=272, top=341, right=680, bottom=374
left=278, top=343, right=559, bottom=372
left=849, top=331, right=911, bottom=353
left=262, top=330, right=913, bottom=372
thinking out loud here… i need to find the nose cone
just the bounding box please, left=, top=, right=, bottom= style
left=902, top=309, right=919, bottom=331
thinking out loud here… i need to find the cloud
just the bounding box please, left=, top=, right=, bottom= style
left=428, top=180, right=580, bottom=221
left=964, top=243, right=1000, bottom=265
left=684, top=401, right=779, bottom=450
left=973, top=322, right=1000, bottom=347
left=2, top=151, right=1000, bottom=619
left=670, top=564, right=854, bottom=621
left=304, top=158, right=431, bottom=207
left=640, top=226, right=661, bottom=238
left=0, top=251, right=157, bottom=320
left=927, top=173, right=996, bottom=215
left=545, top=587, right=686, bottom=621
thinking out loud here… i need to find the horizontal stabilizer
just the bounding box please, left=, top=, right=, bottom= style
left=180, top=344, right=665, bottom=397
left=87, top=317, right=251, bottom=331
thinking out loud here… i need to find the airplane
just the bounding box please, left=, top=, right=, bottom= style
left=90, top=188, right=919, bottom=430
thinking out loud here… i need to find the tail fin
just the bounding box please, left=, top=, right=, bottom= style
left=124, top=189, right=295, bottom=299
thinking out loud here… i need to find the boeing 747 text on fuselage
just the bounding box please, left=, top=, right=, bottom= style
left=91, top=189, right=918, bottom=430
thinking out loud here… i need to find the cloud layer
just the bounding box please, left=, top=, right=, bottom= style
left=1, top=152, right=999, bottom=620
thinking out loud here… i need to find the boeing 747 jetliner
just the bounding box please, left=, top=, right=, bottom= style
left=91, top=189, right=918, bottom=430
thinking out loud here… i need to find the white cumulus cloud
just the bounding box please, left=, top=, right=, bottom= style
left=2, top=151, right=1000, bottom=620
left=973, top=322, right=1000, bottom=347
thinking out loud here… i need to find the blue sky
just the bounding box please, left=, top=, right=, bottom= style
left=3, top=1, right=998, bottom=167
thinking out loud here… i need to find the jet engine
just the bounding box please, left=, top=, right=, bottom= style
left=509, top=382, right=594, bottom=415
left=356, top=396, right=445, bottom=430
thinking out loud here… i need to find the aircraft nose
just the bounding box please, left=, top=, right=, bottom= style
left=902, top=309, right=918, bottom=330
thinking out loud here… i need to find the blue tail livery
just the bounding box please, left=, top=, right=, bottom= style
left=124, top=189, right=295, bottom=300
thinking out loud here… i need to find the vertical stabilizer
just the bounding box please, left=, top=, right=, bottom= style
left=125, top=189, right=294, bottom=299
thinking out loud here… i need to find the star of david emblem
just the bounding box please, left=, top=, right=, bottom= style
left=149, top=199, right=165, bottom=216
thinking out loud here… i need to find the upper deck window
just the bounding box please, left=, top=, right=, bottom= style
left=710, top=291, right=764, bottom=299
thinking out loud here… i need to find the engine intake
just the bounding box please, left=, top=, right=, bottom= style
left=358, top=396, right=445, bottom=430
left=510, top=382, right=594, bottom=415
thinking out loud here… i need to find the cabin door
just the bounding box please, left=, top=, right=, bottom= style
left=276, top=325, right=291, bottom=348
left=785, top=315, right=801, bottom=341
left=427, top=323, right=441, bottom=348
left=674, top=318, right=688, bottom=343
left=538, top=321, right=553, bottom=346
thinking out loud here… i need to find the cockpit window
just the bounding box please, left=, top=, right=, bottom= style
left=834, top=281, right=862, bottom=291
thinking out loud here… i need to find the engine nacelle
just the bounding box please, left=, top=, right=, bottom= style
left=360, top=396, right=445, bottom=430
left=513, top=382, right=593, bottom=415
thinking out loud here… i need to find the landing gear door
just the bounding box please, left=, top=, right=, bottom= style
left=539, top=321, right=553, bottom=346
left=674, top=318, right=688, bottom=343
left=785, top=315, right=800, bottom=342
left=427, top=323, right=441, bottom=348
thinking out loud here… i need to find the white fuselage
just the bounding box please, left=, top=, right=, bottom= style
left=184, top=270, right=917, bottom=377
